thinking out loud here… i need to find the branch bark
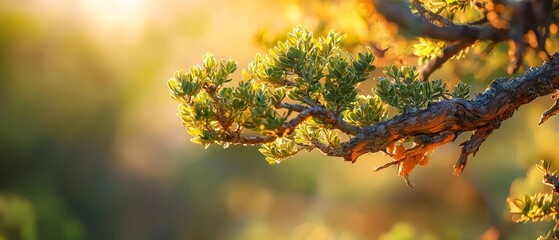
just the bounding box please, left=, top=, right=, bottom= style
left=224, top=55, right=559, bottom=175
left=371, top=0, right=507, bottom=42
left=371, top=0, right=554, bottom=77
left=419, top=41, right=474, bottom=80
left=325, top=54, right=559, bottom=174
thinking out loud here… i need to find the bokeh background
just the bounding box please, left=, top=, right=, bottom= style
left=1, top=0, right=559, bottom=239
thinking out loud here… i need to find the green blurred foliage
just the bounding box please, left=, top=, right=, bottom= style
left=0, top=0, right=558, bottom=239
left=507, top=161, right=559, bottom=239
left=0, top=196, right=36, bottom=240
left=378, top=222, right=437, bottom=240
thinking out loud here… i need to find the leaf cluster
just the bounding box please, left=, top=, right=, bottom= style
left=169, top=28, right=387, bottom=161
left=508, top=160, right=559, bottom=239
left=508, top=193, right=558, bottom=223
left=259, top=138, right=302, bottom=165
left=342, top=95, right=387, bottom=127
left=419, top=0, right=470, bottom=17
left=413, top=38, right=446, bottom=65
left=168, top=53, right=240, bottom=147
left=169, top=28, right=471, bottom=166
left=413, top=37, right=470, bottom=65
left=374, top=65, right=470, bottom=112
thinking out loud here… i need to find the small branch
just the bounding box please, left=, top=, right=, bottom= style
left=368, top=42, right=390, bottom=58
left=275, top=107, right=316, bottom=137
left=214, top=52, right=559, bottom=177
left=539, top=90, right=559, bottom=125
left=539, top=100, right=559, bottom=125
left=480, top=42, right=497, bottom=58
left=336, top=54, right=559, bottom=173
left=371, top=0, right=507, bottom=42
left=311, top=139, right=346, bottom=158
left=275, top=104, right=360, bottom=137
left=374, top=158, right=405, bottom=172
left=221, top=133, right=277, bottom=145
left=372, top=0, right=556, bottom=77
left=320, top=108, right=361, bottom=135
left=410, top=0, right=453, bottom=27
left=202, top=84, right=236, bottom=131
left=420, top=41, right=474, bottom=80
left=540, top=102, right=559, bottom=125
left=300, top=97, right=361, bottom=135
left=454, top=126, right=496, bottom=175
left=276, top=102, right=307, bottom=112
left=278, top=78, right=296, bottom=87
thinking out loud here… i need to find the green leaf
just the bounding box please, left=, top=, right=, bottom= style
left=508, top=193, right=558, bottom=223
left=374, top=66, right=450, bottom=112
left=342, top=95, right=387, bottom=126
left=169, top=27, right=383, bottom=151
left=202, top=52, right=217, bottom=71
left=259, top=138, right=302, bottom=164
left=451, top=81, right=471, bottom=99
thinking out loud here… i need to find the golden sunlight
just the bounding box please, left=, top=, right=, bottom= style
left=79, top=0, right=147, bottom=37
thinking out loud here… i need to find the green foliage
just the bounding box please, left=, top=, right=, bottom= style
left=342, top=95, right=387, bottom=127
left=262, top=119, right=344, bottom=164
left=540, top=160, right=554, bottom=172
left=169, top=53, right=241, bottom=147
left=169, top=27, right=472, bottom=164
left=374, top=65, right=448, bottom=112
left=169, top=28, right=384, bottom=159
left=409, top=0, right=479, bottom=67
left=413, top=38, right=445, bottom=65
left=292, top=119, right=321, bottom=147
left=508, top=160, right=559, bottom=239
left=508, top=193, right=558, bottom=223
left=379, top=222, right=437, bottom=240
left=413, top=37, right=470, bottom=65
left=260, top=138, right=302, bottom=165
left=450, top=81, right=471, bottom=99
left=0, top=196, right=36, bottom=240
left=323, top=46, right=376, bottom=112
left=420, top=0, right=470, bottom=15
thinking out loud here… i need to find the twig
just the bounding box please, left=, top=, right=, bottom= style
left=539, top=90, right=559, bottom=125
left=374, top=158, right=405, bottom=172
left=410, top=0, right=453, bottom=27
left=276, top=102, right=307, bottom=112
left=420, top=41, right=474, bottom=80
left=454, top=125, right=496, bottom=175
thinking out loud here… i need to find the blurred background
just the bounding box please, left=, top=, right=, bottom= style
left=1, top=0, right=559, bottom=239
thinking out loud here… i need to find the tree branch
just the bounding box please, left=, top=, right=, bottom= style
left=410, top=0, right=453, bottom=27
left=334, top=54, right=559, bottom=173
left=221, top=54, right=559, bottom=175
left=454, top=125, right=496, bottom=175
left=221, top=133, right=276, bottom=146
left=420, top=41, right=474, bottom=80
left=539, top=100, right=559, bottom=125
left=371, top=0, right=507, bottom=42
left=539, top=90, right=559, bottom=125
left=371, top=0, right=555, bottom=77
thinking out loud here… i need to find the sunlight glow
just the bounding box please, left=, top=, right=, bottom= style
left=79, top=0, right=147, bottom=38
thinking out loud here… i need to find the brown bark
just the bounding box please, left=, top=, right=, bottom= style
left=328, top=54, right=559, bottom=174
left=371, top=0, right=553, bottom=78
